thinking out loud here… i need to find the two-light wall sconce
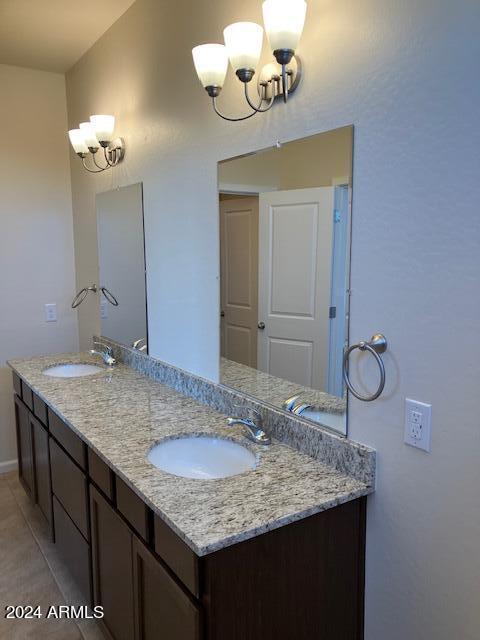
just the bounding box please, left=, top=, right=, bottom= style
left=192, top=0, right=307, bottom=121
left=68, top=115, right=125, bottom=173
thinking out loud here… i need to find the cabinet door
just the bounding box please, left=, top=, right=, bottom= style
left=90, top=486, right=135, bottom=640
left=132, top=537, right=201, bottom=640
left=14, top=396, right=35, bottom=499
left=31, top=415, right=52, bottom=530
left=50, top=439, right=89, bottom=539
left=53, top=496, right=92, bottom=603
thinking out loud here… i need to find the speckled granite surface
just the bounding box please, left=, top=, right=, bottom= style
left=220, top=357, right=347, bottom=415
left=8, top=352, right=375, bottom=557
left=101, top=337, right=375, bottom=486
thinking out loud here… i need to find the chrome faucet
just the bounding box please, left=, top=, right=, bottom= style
left=132, top=338, right=147, bottom=352
left=226, top=408, right=270, bottom=445
left=283, top=394, right=313, bottom=416
left=90, top=341, right=116, bottom=367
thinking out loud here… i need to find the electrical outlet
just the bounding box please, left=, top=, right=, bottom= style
left=404, top=398, right=432, bottom=452
left=45, top=303, right=57, bottom=322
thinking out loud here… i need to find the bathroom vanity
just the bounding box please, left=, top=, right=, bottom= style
left=9, top=352, right=374, bottom=640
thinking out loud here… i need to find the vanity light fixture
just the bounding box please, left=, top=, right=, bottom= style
left=68, top=115, right=125, bottom=173
left=192, top=0, right=307, bottom=121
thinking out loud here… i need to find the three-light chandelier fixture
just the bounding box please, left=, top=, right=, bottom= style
left=192, top=0, right=307, bottom=121
left=68, top=115, right=125, bottom=173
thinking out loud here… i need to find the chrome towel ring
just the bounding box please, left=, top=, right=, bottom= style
left=343, top=334, right=388, bottom=402
left=71, top=284, right=98, bottom=309
left=101, top=286, right=119, bottom=307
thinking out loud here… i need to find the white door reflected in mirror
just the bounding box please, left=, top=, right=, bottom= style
left=218, top=126, right=353, bottom=435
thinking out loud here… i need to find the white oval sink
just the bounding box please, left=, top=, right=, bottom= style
left=148, top=436, right=256, bottom=480
left=43, top=363, right=104, bottom=378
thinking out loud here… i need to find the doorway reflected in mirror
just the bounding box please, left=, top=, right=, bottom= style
left=219, top=126, right=353, bottom=435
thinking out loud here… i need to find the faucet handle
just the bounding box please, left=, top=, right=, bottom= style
left=93, top=340, right=112, bottom=354
left=283, top=394, right=302, bottom=412
left=231, top=404, right=263, bottom=426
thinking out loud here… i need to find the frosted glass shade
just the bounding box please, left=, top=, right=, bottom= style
left=192, top=44, right=228, bottom=88
left=223, top=22, right=264, bottom=72
left=262, top=0, right=307, bottom=52
left=68, top=129, right=88, bottom=154
left=79, top=122, right=99, bottom=149
left=90, top=115, right=115, bottom=143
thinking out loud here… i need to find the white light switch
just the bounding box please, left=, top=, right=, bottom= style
left=404, top=398, right=432, bottom=452
left=45, top=303, right=57, bottom=322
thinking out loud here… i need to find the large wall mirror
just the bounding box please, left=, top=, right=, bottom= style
left=218, top=126, right=353, bottom=435
left=97, top=182, right=148, bottom=352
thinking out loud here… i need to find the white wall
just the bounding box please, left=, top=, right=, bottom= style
left=0, top=64, right=79, bottom=467
left=65, top=1, right=480, bottom=639
left=97, top=183, right=147, bottom=348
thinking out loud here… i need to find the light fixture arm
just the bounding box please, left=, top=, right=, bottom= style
left=92, top=153, right=104, bottom=170
left=81, top=155, right=105, bottom=173
left=102, top=145, right=117, bottom=167
left=244, top=82, right=277, bottom=113
left=281, top=65, right=289, bottom=103
left=211, top=74, right=282, bottom=122
left=211, top=95, right=258, bottom=122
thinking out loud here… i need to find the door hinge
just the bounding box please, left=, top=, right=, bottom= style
left=329, top=306, right=337, bottom=319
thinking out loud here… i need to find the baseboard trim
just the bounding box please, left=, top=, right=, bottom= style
left=0, top=459, right=18, bottom=474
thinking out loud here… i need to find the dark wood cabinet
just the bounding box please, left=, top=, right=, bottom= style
left=21, top=380, right=34, bottom=411
left=53, top=496, right=92, bottom=603
left=88, top=449, right=114, bottom=501
left=31, top=415, right=52, bottom=530
left=13, top=376, right=367, bottom=640
left=202, top=498, right=365, bottom=640
left=50, top=438, right=89, bottom=539
left=12, top=371, right=22, bottom=397
left=48, top=408, right=87, bottom=470
left=32, top=392, right=48, bottom=426
left=90, top=486, right=201, bottom=640
left=90, top=487, right=135, bottom=640
left=14, top=395, right=35, bottom=499
left=132, top=536, right=201, bottom=640
left=116, top=477, right=151, bottom=543
left=14, top=388, right=51, bottom=531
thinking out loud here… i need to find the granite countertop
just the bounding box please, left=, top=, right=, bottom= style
left=8, top=352, right=373, bottom=557
left=220, top=357, right=347, bottom=415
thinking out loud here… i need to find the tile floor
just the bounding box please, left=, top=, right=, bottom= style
left=0, top=472, right=103, bottom=640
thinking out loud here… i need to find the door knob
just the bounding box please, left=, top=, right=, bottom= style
left=258, top=322, right=265, bottom=330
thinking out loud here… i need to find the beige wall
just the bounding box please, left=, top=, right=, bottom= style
left=65, top=1, right=480, bottom=639
left=219, top=126, right=352, bottom=190
left=0, top=64, right=79, bottom=468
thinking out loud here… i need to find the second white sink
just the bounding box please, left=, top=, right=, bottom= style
left=148, top=436, right=256, bottom=480
left=43, top=363, right=104, bottom=378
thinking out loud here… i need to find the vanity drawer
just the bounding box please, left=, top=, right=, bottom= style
left=116, top=477, right=150, bottom=543
left=53, top=496, right=92, bottom=603
left=33, top=392, right=48, bottom=426
left=48, top=408, right=87, bottom=470
left=88, top=449, right=114, bottom=501
left=154, top=514, right=200, bottom=598
left=12, top=371, right=22, bottom=397
left=21, top=381, right=33, bottom=410
left=50, top=438, right=89, bottom=539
